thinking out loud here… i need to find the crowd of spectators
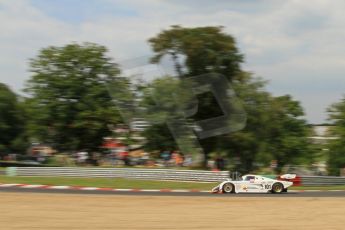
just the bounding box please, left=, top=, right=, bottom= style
left=1, top=148, right=220, bottom=170
left=59, top=149, right=194, bottom=168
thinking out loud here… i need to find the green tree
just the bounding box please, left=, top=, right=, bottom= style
left=265, top=95, right=313, bottom=171
left=218, top=75, right=312, bottom=173
left=149, top=25, right=243, bottom=80
left=148, top=26, right=245, bottom=166
left=148, top=26, right=314, bottom=171
left=140, top=77, right=198, bottom=156
left=0, top=83, right=28, bottom=155
left=327, top=97, right=345, bottom=175
left=25, top=43, right=122, bottom=152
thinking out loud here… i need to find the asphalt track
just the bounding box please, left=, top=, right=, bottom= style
left=1, top=186, right=344, bottom=197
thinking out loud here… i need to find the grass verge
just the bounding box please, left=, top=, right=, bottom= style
left=291, top=185, right=345, bottom=190
left=0, top=176, right=217, bottom=190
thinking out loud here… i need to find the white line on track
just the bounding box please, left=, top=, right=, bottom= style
left=20, top=184, right=45, bottom=188
left=114, top=189, right=132, bottom=192
left=170, top=189, right=189, bottom=193
left=140, top=189, right=161, bottom=192
left=48, top=185, right=71, bottom=189
left=0, top=184, right=22, bottom=187
left=79, top=187, right=98, bottom=190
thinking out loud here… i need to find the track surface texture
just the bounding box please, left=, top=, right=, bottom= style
left=1, top=186, right=345, bottom=197
left=0, top=192, right=344, bottom=230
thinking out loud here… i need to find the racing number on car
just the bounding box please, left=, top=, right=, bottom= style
left=264, top=184, right=271, bottom=189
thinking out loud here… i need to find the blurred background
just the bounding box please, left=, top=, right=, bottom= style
left=1, top=0, right=345, bottom=177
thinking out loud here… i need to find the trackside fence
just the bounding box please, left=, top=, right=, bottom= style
left=6, top=167, right=229, bottom=182
left=300, top=176, right=345, bottom=186
left=4, top=167, right=345, bottom=185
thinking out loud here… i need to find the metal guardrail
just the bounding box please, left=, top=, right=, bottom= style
left=7, top=167, right=229, bottom=182
left=5, top=167, right=345, bottom=185
left=301, top=176, right=345, bottom=186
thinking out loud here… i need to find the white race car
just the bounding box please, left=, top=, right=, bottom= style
left=212, top=174, right=296, bottom=194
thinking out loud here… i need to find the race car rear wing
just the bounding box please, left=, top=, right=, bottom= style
left=279, top=174, right=297, bottom=180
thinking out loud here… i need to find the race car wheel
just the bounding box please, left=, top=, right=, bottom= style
left=271, top=182, right=284, bottom=193
left=222, top=183, right=234, bottom=193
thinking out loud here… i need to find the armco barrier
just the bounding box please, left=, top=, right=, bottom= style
left=300, top=176, right=345, bottom=186
left=7, top=167, right=229, bottom=182
left=5, top=167, right=345, bottom=185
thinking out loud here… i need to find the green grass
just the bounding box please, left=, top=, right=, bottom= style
left=0, top=175, right=344, bottom=191
left=0, top=175, right=217, bottom=190
left=291, top=185, right=345, bottom=190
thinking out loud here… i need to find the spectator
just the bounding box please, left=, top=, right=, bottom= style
left=161, top=150, right=170, bottom=166
left=76, top=151, right=88, bottom=166
left=184, top=154, right=193, bottom=167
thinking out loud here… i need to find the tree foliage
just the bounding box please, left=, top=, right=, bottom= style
left=25, top=43, right=122, bottom=151
left=139, top=76, right=196, bottom=154
left=0, top=83, right=27, bottom=154
left=148, top=25, right=246, bottom=166
left=194, top=74, right=313, bottom=173
left=149, top=25, right=243, bottom=80
left=148, top=26, right=314, bottom=171
left=327, top=97, right=345, bottom=175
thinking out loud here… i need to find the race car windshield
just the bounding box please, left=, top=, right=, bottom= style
left=244, top=176, right=255, bottom=181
